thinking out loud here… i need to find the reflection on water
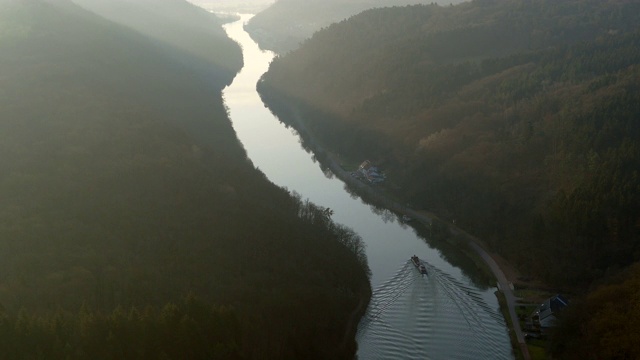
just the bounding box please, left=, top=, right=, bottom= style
left=222, top=14, right=513, bottom=360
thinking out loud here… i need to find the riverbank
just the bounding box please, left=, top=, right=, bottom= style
left=267, top=100, right=531, bottom=360
left=340, top=285, right=372, bottom=353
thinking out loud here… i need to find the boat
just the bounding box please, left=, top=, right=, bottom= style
left=411, top=255, right=428, bottom=275
left=402, top=215, right=413, bottom=222
left=419, top=264, right=428, bottom=275
left=411, top=255, right=420, bottom=267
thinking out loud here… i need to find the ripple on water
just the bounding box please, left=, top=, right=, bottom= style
left=219, top=15, right=512, bottom=360
left=357, top=261, right=513, bottom=360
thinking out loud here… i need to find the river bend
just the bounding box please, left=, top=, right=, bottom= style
left=221, top=14, right=513, bottom=360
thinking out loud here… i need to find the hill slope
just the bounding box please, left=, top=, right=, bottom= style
left=245, top=0, right=465, bottom=53
left=187, top=0, right=275, bottom=13
left=260, top=0, right=640, bottom=287
left=71, top=0, right=242, bottom=81
left=0, top=0, right=370, bottom=358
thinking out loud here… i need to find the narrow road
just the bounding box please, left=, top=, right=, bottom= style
left=398, top=211, right=530, bottom=360
left=328, top=166, right=532, bottom=359
left=463, top=236, right=531, bottom=360
left=287, top=106, right=531, bottom=360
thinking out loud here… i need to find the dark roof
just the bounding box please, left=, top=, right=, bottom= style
left=535, top=294, right=569, bottom=327
left=549, top=294, right=569, bottom=313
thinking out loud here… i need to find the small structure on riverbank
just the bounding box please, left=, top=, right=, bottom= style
left=532, top=294, right=569, bottom=329
left=358, top=160, right=385, bottom=184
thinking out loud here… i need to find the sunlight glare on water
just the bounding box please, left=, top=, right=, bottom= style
left=222, top=14, right=513, bottom=360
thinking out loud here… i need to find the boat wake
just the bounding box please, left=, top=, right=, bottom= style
left=356, top=260, right=512, bottom=359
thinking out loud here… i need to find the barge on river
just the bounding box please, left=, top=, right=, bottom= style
left=411, top=255, right=428, bottom=276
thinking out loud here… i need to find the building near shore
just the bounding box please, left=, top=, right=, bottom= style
left=358, top=160, right=385, bottom=183
left=532, top=294, right=569, bottom=329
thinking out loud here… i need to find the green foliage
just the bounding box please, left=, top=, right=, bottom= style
left=71, top=0, right=243, bottom=79
left=260, top=0, right=640, bottom=287
left=263, top=0, right=640, bottom=118
left=245, top=0, right=466, bottom=52
left=0, top=1, right=370, bottom=358
left=551, top=263, right=640, bottom=359
left=0, top=296, right=242, bottom=360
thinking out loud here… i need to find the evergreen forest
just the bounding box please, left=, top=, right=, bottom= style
left=0, top=0, right=370, bottom=358
left=259, top=0, right=640, bottom=357
left=245, top=0, right=465, bottom=53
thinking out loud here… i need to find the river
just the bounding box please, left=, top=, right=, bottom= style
left=221, top=14, right=513, bottom=359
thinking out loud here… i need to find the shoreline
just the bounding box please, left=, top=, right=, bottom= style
left=275, top=102, right=531, bottom=360
left=340, top=285, right=372, bottom=355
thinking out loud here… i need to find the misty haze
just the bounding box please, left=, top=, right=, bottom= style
left=0, top=0, right=638, bottom=359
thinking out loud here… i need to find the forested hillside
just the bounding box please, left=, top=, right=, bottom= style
left=71, top=0, right=242, bottom=81
left=260, top=0, right=640, bottom=291
left=260, top=2, right=640, bottom=354
left=550, top=263, right=640, bottom=359
left=0, top=0, right=370, bottom=358
left=245, top=0, right=465, bottom=53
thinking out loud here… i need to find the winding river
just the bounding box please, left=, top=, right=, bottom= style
left=222, top=14, right=513, bottom=359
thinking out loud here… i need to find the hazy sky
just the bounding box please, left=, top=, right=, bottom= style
left=187, top=0, right=465, bottom=14
left=187, top=0, right=275, bottom=12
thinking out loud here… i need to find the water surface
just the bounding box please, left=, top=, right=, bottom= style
left=222, top=15, right=513, bottom=359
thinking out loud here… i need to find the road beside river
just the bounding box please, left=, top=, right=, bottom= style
left=224, top=14, right=513, bottom=359
left=282, top=92, right=530, bottom=360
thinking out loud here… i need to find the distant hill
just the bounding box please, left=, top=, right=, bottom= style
left=261, top=3, right=640, bottom=353
left=245, top=0, right=466, bottom=52
left=260, top=0, right=640, bottom=287
left=187, top=0, right=275, bottom=13
left=0, top=0, right=369, bottom=358
left=71, top=0, right=242, bottom=80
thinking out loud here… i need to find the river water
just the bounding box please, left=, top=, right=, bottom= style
left=221, top=14, right=513, bottom=360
